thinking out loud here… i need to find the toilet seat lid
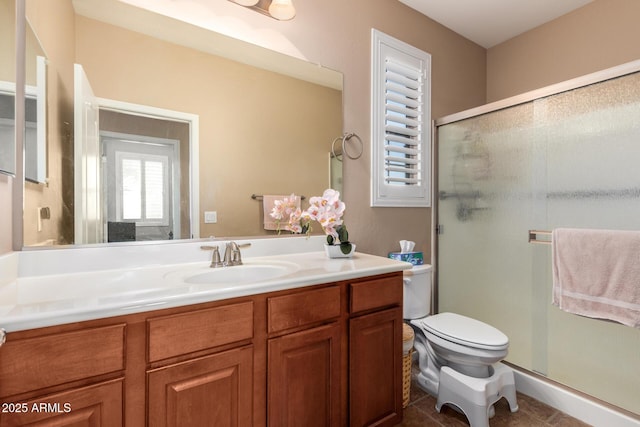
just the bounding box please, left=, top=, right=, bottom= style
left=420, top=312, right=509, bottom=350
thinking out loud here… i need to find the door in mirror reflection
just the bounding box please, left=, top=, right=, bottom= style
left=103, top=133, right=180, bottom=242
left=74, top=63, right=102, bottom=244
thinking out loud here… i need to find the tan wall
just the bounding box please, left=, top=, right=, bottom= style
left=487, top=0, right=640, bottom=102
left=0, top=0, right=15, bottom=82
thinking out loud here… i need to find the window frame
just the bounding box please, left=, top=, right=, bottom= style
left=371, top=29, right=432, bottom=207
left=114, top=150, right=171, bottom=227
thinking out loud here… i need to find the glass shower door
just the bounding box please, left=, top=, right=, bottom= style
left=436, top=101, right=542, bottom=373
left=534, top=73, right=640, bottom=413
left=436, top=70, right=640, bottom=414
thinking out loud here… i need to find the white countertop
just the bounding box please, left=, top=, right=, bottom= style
left=0, top=237, right=412, bottom=332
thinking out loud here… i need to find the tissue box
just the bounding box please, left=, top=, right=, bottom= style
left=388, top=251, right=423, bottom=265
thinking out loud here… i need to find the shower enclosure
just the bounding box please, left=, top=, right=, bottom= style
left=435, top=61, right=640, bottom=415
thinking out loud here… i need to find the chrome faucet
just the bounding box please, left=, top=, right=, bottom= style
left=201, top=242, right=251, bottom=268
left=223, top=242, right=243, bottom=266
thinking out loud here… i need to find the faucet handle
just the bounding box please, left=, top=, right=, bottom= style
left=201, top=245, right=224, bottom=268
left=231, top=245, right=243, bottom=266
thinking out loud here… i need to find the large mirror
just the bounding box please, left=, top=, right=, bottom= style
left=21, top=0, right=343, bottom=248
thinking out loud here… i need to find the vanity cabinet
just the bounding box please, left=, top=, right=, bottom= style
left=267, top=286, right=342, bottom=426
left=0, top=271, right=403, bottom=427
left=146, top=301, right=255, bottom=427
left=349, top=276, right=404, bottom=427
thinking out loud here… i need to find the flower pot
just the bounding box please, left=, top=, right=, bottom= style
left=324, top=243, right=356, bottom=258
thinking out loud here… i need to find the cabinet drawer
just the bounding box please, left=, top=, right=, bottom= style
left=147, top=301, right=254, bottom=362
left=0, top=324, right=126, bottom=397
left=350, top=275, right=402, bottom=314
left=268, top=286, right=341, bottom=334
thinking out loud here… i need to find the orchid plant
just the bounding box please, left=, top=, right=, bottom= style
left=270, top=189, right=353, bottom=254
left=269, top=193, right=304, bottom=233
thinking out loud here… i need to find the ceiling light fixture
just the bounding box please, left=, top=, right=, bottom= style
left=229, top=0, right=296, bottom=21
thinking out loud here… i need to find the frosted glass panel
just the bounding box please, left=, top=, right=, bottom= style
left=437, top=102, right=540, bottom=372
left=536, top=73, right=640, bottom=413
left=437, top=71, right=640, bottom=414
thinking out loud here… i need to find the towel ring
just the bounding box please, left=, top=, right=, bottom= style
left=331, top=132, right=363, bottom=162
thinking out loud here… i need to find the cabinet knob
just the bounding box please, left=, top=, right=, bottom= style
left=0, top=328, right=6, bottom=347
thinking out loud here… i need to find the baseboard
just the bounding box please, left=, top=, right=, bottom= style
left=507, top=364, right=640, bottom=427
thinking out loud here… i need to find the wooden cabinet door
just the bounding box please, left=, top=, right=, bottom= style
left=268, top=322, right=341, bottom=427
left=349, top=307, right=402, bottom=427
left=0, top=379, right=123, bottom=427
left=148, top=346, right=253, bottom=427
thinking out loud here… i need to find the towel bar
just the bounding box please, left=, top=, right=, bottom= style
left=251, top=194, right=306, bottom=200
left=528, top=230, right=552, bottom=245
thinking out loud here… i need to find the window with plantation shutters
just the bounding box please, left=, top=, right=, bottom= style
left=371, top=29, right=431, bottom=207
left=116, top=151, right=170, bottom=226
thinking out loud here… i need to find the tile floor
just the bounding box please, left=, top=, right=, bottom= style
left=398, top=363, right=592, bottom=427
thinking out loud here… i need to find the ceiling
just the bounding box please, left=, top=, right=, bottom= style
left=398, top=0, right=594, bottom=48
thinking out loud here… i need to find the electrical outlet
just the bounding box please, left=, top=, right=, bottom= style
left=204, top=211, right=217, bottom=223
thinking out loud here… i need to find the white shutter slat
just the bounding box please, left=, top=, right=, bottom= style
left=385, top=81, right=420, bottom=98
left=386, top=70, right=420, bottom=90
left=386, top=92, right=420, bottom=109
left=386, top=145, right=420, bottom=156
left=386, top=60, right=421, bottom=80
left=386, top=176, right=420, bottom=184
left=386, top=165, right=418, bottom=174
left=384, top=155, right=419, bottom=165
left=385, top=124, right=419, bottom=137
left=386, top=102, right=419, bottom=118
left=386, top=134, right=419, bottom=146
left=386, top=113, right=420, bottom=128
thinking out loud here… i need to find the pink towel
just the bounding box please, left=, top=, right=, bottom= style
left=262, top=195, right=282, bottom=231
left=552, top=228, right=640, bottom=328
left=262, top=195, right=300, bottom=231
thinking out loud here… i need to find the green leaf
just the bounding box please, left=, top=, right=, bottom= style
left=337, top=225, right=349, bottom=243
left=327, top=235, right=335, bottom=245
left=340, top=242, right=352, bottom=254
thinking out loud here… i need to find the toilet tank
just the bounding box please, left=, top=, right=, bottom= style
left=403, top=264, right=432, bottom=319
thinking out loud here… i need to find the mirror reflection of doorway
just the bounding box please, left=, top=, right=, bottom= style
left=74, top=63, right=197, bottom=244
left=102, top=132, right=180, bottom=242
left=98, top=108, right=193, bottom=243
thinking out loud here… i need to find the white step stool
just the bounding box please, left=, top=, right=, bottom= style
left=436, top=363, right=519, bottom=427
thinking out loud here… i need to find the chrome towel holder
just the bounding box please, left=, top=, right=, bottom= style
left=251, top=194, right=306, bottom=200
left=332, top=132, right=363, bottom=161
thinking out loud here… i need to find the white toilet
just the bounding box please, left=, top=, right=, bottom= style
left=403, top=265, right=518, bottom=426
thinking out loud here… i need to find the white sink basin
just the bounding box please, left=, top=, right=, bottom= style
left=164, top=260, right=300, bottom=286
